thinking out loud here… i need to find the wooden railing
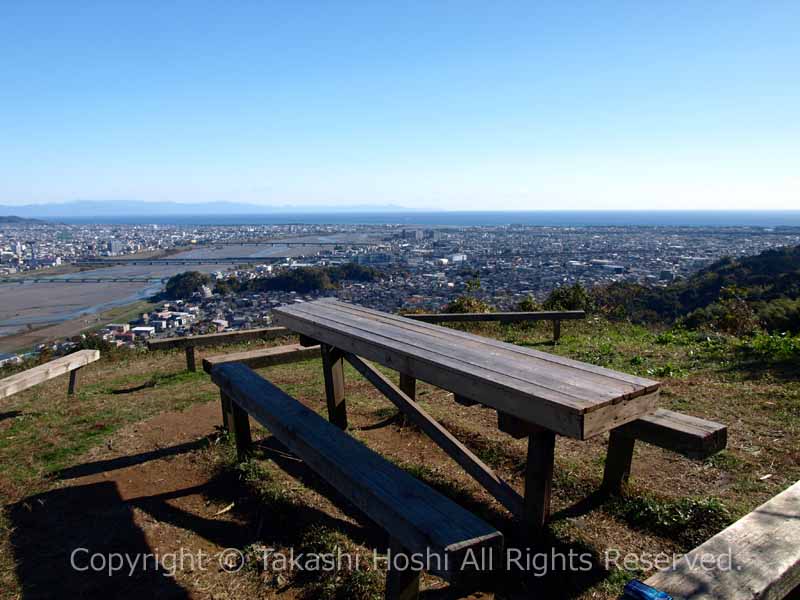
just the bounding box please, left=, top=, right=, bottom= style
left=0, top=350, right=100, bottom=400
left=405, top=310, right=585, bottom=342
left=147, top=326, right=292, bottom=371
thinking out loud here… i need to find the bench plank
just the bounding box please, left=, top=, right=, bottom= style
left=646, top=480, right=800, bottom=600
left=210, top=363, right=503, bottom=580
left=202, top=343, right=321, bottom=373
left=0, top=350, right=100, bottom=400
left=602, top=409, right=727, bottom=492
left=273, top=300, right=660, bottom=440
left=615, top=409, right=727, bottom=458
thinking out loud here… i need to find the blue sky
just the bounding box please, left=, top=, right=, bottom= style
left=1, top=1, right=798, bottom=210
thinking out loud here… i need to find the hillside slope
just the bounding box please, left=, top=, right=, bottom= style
left=1, top=319, right=798, bottom=599
left=595, top=245, right=800, bottom=332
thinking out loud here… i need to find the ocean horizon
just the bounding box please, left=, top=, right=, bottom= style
left=49, top=210, right=800, bottom=227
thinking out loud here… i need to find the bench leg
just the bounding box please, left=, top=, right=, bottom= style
left=67, top=367, right=81, bottom=396
left=553, top=320, right=561, bottom=343
left=220, top=390, right=233, bottom=433
left=230, top=401, right=253, bottom=461
left=385, top=538, right=420, bottom=600
left=523, top=430, right=556, bottom=534
left=602, top=431, right=635, bottom=494
left=321, top=345, right=348, bottom=430
left=185, top=346, right=197, bottom=372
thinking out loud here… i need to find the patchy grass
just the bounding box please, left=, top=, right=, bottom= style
left=605, top=495, right=733, bottom=548
left=2, top=318, right=799, bottom=599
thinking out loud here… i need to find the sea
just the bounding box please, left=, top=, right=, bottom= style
left=53, top=210, right=800, bottom=227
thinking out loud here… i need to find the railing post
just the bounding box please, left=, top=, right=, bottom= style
left=321, top=344, right=348, bottom=430
left=67, top=367, right=81, bottom=396
left=553, top=319, right=562, bottom=343
left=185, top=345, right=197, bottom=372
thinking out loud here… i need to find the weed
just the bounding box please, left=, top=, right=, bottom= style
left=607, top=495, right=732, bottom=548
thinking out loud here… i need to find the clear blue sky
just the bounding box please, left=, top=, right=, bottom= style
left=1, top=1, right=798, bottom=210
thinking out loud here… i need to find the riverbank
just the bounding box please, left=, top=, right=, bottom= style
left=0, top=299, right=155, bottom=354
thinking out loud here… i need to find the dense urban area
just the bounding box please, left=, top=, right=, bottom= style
left=2, top=218, right=799, bottom=365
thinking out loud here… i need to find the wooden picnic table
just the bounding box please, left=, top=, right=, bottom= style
left=273, top=299, right=661, bottom=534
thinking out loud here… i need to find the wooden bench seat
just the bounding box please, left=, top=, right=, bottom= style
left=210, top=363, right=503, bottom=598
left=0, top=349, right=100, bottom=400
left=202, top=343, right=321, bottom=373
left=602, top=409, right=727, bottom=492
left=644, top=480, right=800, bottom=599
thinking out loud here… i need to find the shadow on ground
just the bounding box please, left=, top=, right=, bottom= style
left=8, top=482, right=191, bottom=599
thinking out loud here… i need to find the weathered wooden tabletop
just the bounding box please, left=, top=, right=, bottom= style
left=273, top=299, right=660, bottom=439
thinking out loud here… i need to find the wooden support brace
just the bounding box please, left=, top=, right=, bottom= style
left=601, top=431, right=636, bottom=494
left=384, top=538, right=421, bottom=600
left=523, top=430, right=556, bottom=533
left=321, top=344, right=348, bottom=430
left=343, top=352, right=524, bottom=516
left=67, top=366, right=81, bottom=396
left=553, top=320, right=561, bottom=343
left=230, top=401, right=253, bottom=461
left=185, top=345, right=197, bottom=372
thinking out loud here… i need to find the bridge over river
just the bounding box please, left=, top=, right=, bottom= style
left=1, top=276, right=169, bottom=284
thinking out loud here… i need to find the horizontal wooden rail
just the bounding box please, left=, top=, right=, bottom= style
left=0, top=350, right=100, bottom=400
left=405, top=310, right=585, bottom=324
left=202, top=343, right=321, bottom=373
left=147, top=326, right=292, bottom=371
left=147, top=326, right=291, bottom=350
left=405, top=310, right=585, bottom=342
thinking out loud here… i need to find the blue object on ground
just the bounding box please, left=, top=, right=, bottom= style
left=622, top=580, right=673, bottom=600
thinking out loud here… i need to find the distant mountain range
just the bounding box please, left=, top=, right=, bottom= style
left=0, top=200, right=411, bottom=219
left=0, top=215, right=46, bottom=224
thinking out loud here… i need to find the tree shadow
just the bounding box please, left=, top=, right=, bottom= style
left=54, top=437, right=215, bottom=480
left=252, top=436, right=610, bottom=598
left=8, top=481, right=190, bottom=599
left=0, top=410, right=23, bottom=422
left=723, top=357, right=800, bottom=382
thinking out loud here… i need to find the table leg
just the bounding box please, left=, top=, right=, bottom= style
left=523, top=430, right=556, bottom=533
left=602, top=431, right=635, bottom=494
left=321, top=345, right=348, bottom=430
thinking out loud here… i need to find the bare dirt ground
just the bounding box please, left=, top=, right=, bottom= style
left=3, top=321, right=797, bottom=599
